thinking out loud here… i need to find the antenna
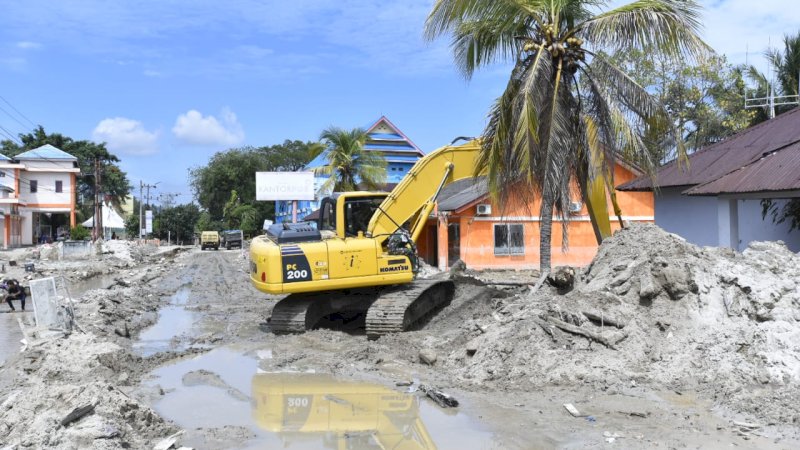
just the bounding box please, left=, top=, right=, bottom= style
left=743, top=38, right=800, bottom=119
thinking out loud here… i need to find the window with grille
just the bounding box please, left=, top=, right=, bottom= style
left=30, top=180, right=37, bottom=193
left=55, top=180, right=63, bottom=193
left=494, top=223, right=524, bottom=255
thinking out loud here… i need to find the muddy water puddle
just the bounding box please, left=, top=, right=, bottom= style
left=133, top=285, right=196, bottom=356
left=145, top=347, right=497, bottom=449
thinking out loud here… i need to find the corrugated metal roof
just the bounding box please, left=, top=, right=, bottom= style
left=437, top=177, right=488, bottom=212
left=16, top=144, right=77, bottom=161
left=686, top=141, right=800, bottom=195
left=619, top=106, right=800, bottom=192
left=0, top=154, right=10, bottom=161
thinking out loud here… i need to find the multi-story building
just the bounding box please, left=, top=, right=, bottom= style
left=0, top=144, right=79, bottom=248
left=275, top=116, right=424, bottom=223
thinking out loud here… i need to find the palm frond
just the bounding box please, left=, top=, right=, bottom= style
left=580, top=0, right=708, bottom=60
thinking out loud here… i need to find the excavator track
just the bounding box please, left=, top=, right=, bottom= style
left=268, top=279, right=455, bottom=337
left=268, top=294, right=321, bottom=334
left=269, top=290, right=378, bottom=334
left=365, top=279, right=455, bottom=339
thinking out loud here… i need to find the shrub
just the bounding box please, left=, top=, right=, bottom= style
left=69, top=225, right=91, bottom=241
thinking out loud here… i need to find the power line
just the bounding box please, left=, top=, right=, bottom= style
left=0, top=124, right=21, bottom=144
left=0, top=104, right=32, bottom=135
left=0, top=94, right=37, bottom=129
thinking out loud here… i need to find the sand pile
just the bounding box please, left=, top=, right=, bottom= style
left=434, top=224, right=800, bottom=423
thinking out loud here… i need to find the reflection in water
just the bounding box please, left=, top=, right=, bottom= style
left=252, top=373, right=436, bottom=449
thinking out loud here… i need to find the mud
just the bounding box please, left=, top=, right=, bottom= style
left=0, top=226, right=798, bottom=449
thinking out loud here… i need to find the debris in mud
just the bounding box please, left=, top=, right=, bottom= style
left=60, top=403, right=95, bottom=427
left=563, top=403, right=583, bottom=417
left=426, top=223, right=800, bottom=435
left=418, top=384, right=459, bottom=408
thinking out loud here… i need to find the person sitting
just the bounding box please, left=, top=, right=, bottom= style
left=4, top=279, right=25, bottom=312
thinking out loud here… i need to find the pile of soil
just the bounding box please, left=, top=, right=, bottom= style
left=0, top=242, right=186, bottom=449
left=413, top=224, right=799, bottom=428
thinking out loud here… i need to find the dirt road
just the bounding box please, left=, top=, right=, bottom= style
left=1, top=236, right=798, bottom=449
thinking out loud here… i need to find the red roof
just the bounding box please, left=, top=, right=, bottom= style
left=618, top=107, right=800, bottom=194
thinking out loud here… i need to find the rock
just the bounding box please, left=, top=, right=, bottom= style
left=638, top=273, right=661, bottom=301
left=548, top=266, right=575, bottom=289
left=466, top=340, right=479, bottom=356
left=419, top=348, right=438, bottom=365
left=449, top=259, right=466, bottom=275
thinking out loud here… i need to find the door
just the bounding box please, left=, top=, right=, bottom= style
left=447, top=223, right=460, bottom=267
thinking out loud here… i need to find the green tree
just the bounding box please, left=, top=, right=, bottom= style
left=189, top=140, right=319, bottom=222
left=153, top=203, right=201, bottom=244
left=124, top=214, right=139, bottom=239
left=221, top=189, right=257, bottom=233
left=259, top=139, right=324, bottom=171
left=315, top=127, right=386, bottom=192
left=1, top=126, right=131, bottom=211
left=748, top=32, right=800, bottom=231
left=611, top=50, right=757, bottom=159
left=425, top=0, right=706, bottom=270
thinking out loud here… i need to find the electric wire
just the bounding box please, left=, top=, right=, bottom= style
left=0, top=94, right=37, bottom=129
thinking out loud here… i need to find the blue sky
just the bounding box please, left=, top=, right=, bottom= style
left=0, top=0, right=798, bottom=205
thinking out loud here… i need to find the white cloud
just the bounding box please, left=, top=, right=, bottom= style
left=16, top=41, right=42, bottom=50
left=171, top=108, right=244, bottom=147
left=92, top=117, right=159, bottom=155
left=143, top=69, right=162, bottom=77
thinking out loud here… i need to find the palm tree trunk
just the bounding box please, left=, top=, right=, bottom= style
left=539, top=193, right=553, bottom=272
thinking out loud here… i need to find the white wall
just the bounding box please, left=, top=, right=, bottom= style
left=18, top=172, right=73, bottom=205
left=20, top=210, right=32, bottom=245
left=655, top=187, right=800, bottom=252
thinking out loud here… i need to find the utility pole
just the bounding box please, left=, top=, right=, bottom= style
left=93, top=158, right=102, bottom=240
left=139, top=181, right=159, bottom=241
left=139, top=181, right=144, bottom=240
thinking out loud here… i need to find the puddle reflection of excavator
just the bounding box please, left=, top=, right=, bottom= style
left=252, top=373, right=437, bottom=449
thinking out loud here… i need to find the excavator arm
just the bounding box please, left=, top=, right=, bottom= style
left=366, top=140, right=483, bottom=246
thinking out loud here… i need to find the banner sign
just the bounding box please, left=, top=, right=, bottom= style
left=145, top=210, right=153, bottom=233
left=256, top=172, right=315, bottom=201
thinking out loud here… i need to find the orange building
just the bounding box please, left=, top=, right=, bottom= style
left=416, top=163, right=654, bottom=270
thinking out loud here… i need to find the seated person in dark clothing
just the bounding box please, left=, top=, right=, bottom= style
left=4, top=279, right=25, bottom=312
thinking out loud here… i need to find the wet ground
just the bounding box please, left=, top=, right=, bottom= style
left=122, top=248, right=794, bottom=449
left=0, top=272, right=119, bottom=367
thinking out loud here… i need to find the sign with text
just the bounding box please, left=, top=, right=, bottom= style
left=256, top=171, right=315, bottom=201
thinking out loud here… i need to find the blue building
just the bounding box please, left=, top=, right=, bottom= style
left=275, top=116, right=424, bottom=223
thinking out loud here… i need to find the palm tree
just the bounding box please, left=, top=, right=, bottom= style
left=747, top=31, right=800, bottom=118
left=425, top=0, right=706, bottom=271
left=316, top=127, right=387, bottom=193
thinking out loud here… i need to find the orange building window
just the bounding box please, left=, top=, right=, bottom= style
left=494, top=223, right=524, bottom=256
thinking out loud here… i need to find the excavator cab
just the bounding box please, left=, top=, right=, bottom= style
left=317, top=193, right=387, bottom=238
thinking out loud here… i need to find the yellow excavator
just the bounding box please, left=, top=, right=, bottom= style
left=249, top=140, right=482, bottom=338
left=250, top=137, right=620, bottom=337
left=251, top=373, right=436, bottom=449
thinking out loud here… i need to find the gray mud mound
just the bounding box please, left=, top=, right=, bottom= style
left=436, top=223, right=800, bottom=427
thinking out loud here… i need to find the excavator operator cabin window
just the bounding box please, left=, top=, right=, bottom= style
left=319, top=200, right=336, bottom=231
left=344, top=197, right=383, bottom=237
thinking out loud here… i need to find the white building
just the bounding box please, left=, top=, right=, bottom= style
left=619, top=107, right=800, bottom=252
left=0, top=144, right=79, bottom=248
